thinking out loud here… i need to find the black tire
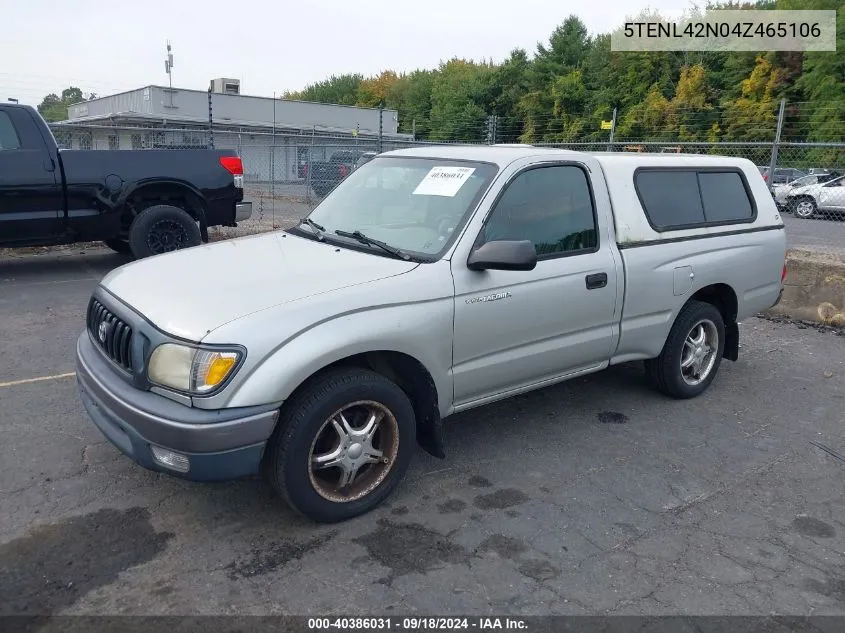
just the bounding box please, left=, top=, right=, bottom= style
left=128, top=204, right=202, bottom=259
left=103, top=238, right=132, bottom=254
left=644, top=300, right=726, bottom=399
left=264, top=367, right=416, bottom=523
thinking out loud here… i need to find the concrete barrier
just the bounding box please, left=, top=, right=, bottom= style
left=765, top=249, right=845, bottom=327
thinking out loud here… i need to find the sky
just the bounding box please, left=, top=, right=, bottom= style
left=0, top=0, right=693, bottom=107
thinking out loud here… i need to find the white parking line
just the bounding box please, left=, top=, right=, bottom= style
left=0, top=372, right=77, bottom=389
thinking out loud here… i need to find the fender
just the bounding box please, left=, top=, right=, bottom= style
left=117, top=177, right=210, bottom=242
left=218, top=301, right=455, bottom=417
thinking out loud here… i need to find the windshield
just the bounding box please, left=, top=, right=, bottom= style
left=788, top=175, right=818, bottom=187
left=295, top=156, right=499, bottom=259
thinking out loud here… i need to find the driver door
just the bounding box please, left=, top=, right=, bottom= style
left=450, top=162, right=619, bottom=408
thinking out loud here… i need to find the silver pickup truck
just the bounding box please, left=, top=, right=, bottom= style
left=76, top=146, right=787, bottom=523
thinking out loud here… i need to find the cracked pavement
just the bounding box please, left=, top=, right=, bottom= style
left=1, top=247, right=844, bottom=617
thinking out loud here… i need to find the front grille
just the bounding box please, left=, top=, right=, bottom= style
left=87, top=298, right=133, bottom=371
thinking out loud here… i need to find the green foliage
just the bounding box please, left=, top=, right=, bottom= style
left=37, top=87, right=96, bottom=122
left=427, top=59, right=494, bottom=141
left=279, top=6, right=844, bottom=143
left=282, top=74, right=363, bottom=106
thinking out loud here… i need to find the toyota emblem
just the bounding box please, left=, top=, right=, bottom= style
left=98, top=321, right=108, bottom=343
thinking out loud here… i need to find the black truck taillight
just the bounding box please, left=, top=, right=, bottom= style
left=220, top=156, right=244, bottom=188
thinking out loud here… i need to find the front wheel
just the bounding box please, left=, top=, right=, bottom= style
left=264, top=368, right=416, bottom=523
left=644, top=300, right=726, bottom=399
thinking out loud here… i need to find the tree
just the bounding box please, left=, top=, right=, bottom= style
left=37, top=87, right=96, bottom=122
left=427, top=59, right=494, bottom=141
left=669, top=64, right=717, bottom=141
left=356, top=71, right=399, bottom=108
left=486, top=48, right=532, bottom=142
left=274, top=4, right=844, bottom=146
left=617, top=84, right=672, bottom=141
left=721, top=56, right=783, bottom=141
left=283, top=74, right=363, bottom=106
left=387, top=70, right=436, bottom=137
left=789, top=0, right=845, bottom=142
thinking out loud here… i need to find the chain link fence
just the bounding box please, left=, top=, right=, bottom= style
left=48, top=104, right=845, bottom=247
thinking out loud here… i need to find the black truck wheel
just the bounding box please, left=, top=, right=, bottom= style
left=128, top=204, right=202, bottom=259
left=263, top=367, right=416, bottom=523
left=103, top=238, right=132, bottom=254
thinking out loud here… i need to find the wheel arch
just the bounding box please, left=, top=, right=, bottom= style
left=119, top=179, right=209, bottom=242
left=274, top=349, right=445, bottom=459
left=688, top=283, right=739, bottom=361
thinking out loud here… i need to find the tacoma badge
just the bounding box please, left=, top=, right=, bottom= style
left=466, top=291, right=512, bottom=305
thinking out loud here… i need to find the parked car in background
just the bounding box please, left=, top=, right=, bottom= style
left=773, top=171, right=844, bottom=210
left=305, top=150, right=370, bottom=198
left=783, top=174, right=845, bottom=219
left=762, top=167, right=807, bottom=185
left=0, top=103, right=251, bottom=259
left=355, top=151, right=378, bottom=169
left=76, top=146, right=787, bottom=523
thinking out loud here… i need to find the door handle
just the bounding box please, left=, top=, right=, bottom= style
left=585, top=272, right=608, bottom=290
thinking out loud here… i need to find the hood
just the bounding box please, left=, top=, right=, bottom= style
left=788, top=184, right=820, bottom=196
left=99, top=231, right=418, bottom=341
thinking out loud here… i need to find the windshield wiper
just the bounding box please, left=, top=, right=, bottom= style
left=334, top=229, right=410, bottom=260
left=298, top=217, right=326, bottom=240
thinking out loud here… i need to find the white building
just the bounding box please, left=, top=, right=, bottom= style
left=52, top=79, right=412, bottom=183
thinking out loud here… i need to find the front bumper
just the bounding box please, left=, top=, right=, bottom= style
left=235, top=201, right=253, bottom=222
left=75, top=331, right=279, bottom=481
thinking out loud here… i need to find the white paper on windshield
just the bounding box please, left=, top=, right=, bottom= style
left=412, top=166, right=476, bottom=197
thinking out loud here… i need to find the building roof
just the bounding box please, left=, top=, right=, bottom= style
left=58, top=84, right=408, bottom=137
left=52, top=110, right=410, bottom=139
left=70, top=84, right=396, bottom=114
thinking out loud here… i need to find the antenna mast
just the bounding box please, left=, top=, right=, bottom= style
left=164, top=40, right=175, bottom=106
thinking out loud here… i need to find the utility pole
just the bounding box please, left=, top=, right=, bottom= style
left=607, top=107, right=617, bottom=152
left=768, top=99, right=786, bottom=194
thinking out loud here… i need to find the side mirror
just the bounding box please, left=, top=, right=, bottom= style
left=467, top=240, right=537, bottom=271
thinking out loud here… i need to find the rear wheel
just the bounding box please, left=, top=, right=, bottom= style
left=128, top=204, right=202, bottom=259
left=645, top=300, right=725, bottom=399
left=264, top=367, right=416, bottom=523
left=793, top=197, right=817, bottom=219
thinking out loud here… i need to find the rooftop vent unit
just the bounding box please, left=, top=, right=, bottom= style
left=209, top=78, right=240, bottom=95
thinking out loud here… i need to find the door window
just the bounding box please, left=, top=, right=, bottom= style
left=481, top=164, right=598, bottom=257
left=0, top=112, right=21, bottom=151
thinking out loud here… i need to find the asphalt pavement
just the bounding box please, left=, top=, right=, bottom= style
left=782, top=214, right=845, bottom=254
left=1, top=243, right=845, bottom=618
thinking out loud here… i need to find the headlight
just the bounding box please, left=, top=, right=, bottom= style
left=147, top=343, right=243, bottom=394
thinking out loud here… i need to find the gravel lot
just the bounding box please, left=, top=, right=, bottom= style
left=1, top=244, right=844, bottom=618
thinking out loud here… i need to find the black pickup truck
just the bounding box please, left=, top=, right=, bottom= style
left=0, top=103, right=252, bottom=259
